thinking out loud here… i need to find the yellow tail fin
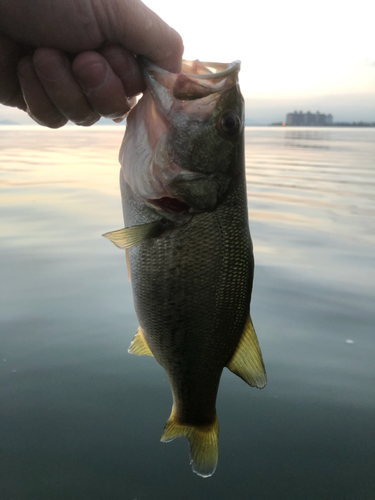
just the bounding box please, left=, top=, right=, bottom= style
left=161, top=409, right=219, bottom=478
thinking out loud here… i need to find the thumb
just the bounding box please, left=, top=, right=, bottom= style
left=101, top=0, right=184, bottom=73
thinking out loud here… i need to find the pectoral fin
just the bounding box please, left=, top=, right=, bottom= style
left=128, top=327, right=153, bottom=357
left=227, top=315, right=267, bottom=389
left=102, top=220, right=167, bottom=249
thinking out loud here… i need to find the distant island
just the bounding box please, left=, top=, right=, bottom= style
left=270, top=111, right=375, bottom=127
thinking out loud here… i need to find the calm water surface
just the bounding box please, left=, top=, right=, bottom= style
left=1, top=126, right=374, bottom=499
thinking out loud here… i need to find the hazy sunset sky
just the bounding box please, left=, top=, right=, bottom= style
left=1, top=0, right=374, bottom=124
left=148, top=0, right=375, bottom=123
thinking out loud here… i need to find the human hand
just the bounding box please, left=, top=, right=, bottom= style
left=0, top=0, right=183, bottom=128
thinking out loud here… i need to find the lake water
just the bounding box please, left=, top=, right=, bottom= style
left=1, top=125, right=374, bottom=499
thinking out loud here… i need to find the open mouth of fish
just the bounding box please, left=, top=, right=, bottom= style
left=119, top=58, right=242, bottom=215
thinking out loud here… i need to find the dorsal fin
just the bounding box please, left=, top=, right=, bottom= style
left=128, top=327, right=154, bottom=356
left=227, top=315, right=267, bottom=389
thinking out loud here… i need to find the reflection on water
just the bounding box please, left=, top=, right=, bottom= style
left=1, top=125, right=374, bottom=499
left=284, top=128, right=332, bottom=145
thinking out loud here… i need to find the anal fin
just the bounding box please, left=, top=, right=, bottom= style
left=227, top=315, right=267, bottom=389
left=128, top=327, right=153, bottom=357
left=161, top=407, right=219, bottom=478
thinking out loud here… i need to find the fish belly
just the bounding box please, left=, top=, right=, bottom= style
left=122, top=178, right=254, bottom=427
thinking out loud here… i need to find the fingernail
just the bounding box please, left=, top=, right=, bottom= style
left=34, top=54, right=68, bottom=82
left=75, top=61, right=109, bottom=93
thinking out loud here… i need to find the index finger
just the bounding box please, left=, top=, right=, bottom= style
left=100, top=0, right=184, bottom=73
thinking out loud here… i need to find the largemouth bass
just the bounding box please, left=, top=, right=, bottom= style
left=104, top=58, right=266, bottom=477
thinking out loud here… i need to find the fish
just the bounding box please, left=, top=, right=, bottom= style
left=103, top=57, right=266, bottom=477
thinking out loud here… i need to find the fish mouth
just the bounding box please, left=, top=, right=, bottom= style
left=138, top=57, right=241, bottom=111
left=139, top=57, right=240, bottom=81
left=179, top=60, right=241, bottom=80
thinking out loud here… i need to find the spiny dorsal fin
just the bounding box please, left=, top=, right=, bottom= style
left=102, top=220, right=166, bottom=249
left=128, top=327, right=153, bottom=356
left=227, top=315, right=267, bottom=389
left=161, top=407, right=219, bottom=478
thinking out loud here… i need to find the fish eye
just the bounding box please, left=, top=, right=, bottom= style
left=220, top=112, right=240, bottom=135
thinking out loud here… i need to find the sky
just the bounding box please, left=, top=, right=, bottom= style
left=1, top=0, right=374, bottom=125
